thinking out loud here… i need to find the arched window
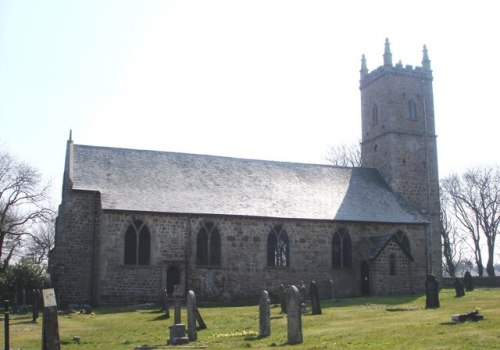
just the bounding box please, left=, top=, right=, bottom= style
left=408, top=100, right=417, bottom=120
left=332, top=227, right=352, bottom=268
left=124, top=219, right=151, bottom=265
left=267, top=225, right=289, bottom=267
left=389, top=253, right=396, bottom=275
left=196, top=221, right=221, bottom=266
left=372, top=104, right=378, bottom=125
left=394, top=230, right=410, bottom=253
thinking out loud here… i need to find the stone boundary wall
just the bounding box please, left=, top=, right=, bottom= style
left=441, top=277, right=500, bottom=288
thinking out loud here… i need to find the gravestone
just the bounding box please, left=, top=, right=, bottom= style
left=32, top=289, right=40, bottom=323
left=287, top=285, right=303, bottom=345
left=173, top=285, right=183, bottom=324
left=42, top=288, right=61, bottom=350
left=425, top=275, right=440, bottom=309
left=299, top=281, right=307, bottom=314
left=259, top=290, right=271, bottom=338
left=454, top=278, right=465, bottom=297
left=310, top=281, right=322, bottom=315
left=163, top=288, right=170, bottom=319
left=463, top=271, right=474, bottom=291
left=328, top=279, right=334, bottom=300
left=186, top=290, right=197, bottom=341
left=279, top=284, right=288, bottom=314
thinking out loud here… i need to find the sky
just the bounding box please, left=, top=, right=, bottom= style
left=1, top=0, right=499, bottom=206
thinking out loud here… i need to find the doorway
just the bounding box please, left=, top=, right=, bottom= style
left=361, top=261, right=370, bottom=296
left=166, top=265, right=181, bottom=296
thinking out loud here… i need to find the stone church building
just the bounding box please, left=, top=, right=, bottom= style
left=49, top=40, right=441, bottom=306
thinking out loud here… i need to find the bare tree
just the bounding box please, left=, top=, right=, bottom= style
left=0, top=149, right=53, bottom=272
left=325, top=142, right=361, bottom=167
left=24, top=216, right=55, bottom=265
left=440, top=187, right=464, bottom=277
left=442, top=166, right=500, bottom=277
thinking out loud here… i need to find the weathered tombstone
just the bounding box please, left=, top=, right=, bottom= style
left=42, top=288, right=61, bottom=350
left=163, top=288, right=170, bottom=319
left=463, top=271, right=474, bottom=291
left=259, top=290, right=271, bottom=338
left=299, top=281, right=307, bottom=314
left=32, top=289, right=40, bottom=323
left=168, top=284, right=189, bottom=345
left=310, top=281, right=322, bottom=315
left=454, top=278, right=465, bottom=297
left=173, top=285, right=183, bottom=324
left=287, top=285, right=303, bottom=345
left=328, top=279, right=334, bottom=300
left=425, top=275, right=440, bottom=309
left=279, top=284, right=288, bottom=314
left=186, top=290, right=197, bottom=341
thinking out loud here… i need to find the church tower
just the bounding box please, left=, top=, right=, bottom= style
left=360, top=39, right=441, bottom=276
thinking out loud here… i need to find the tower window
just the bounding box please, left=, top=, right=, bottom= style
left=196, top=221, right=221, bottom=266
left=408, top=100, right=417, bottom=120
left=332, top=227, right=352, bottom=268
left=124, top=219, right=151, bottom=265
left=372, top=104, right=378, bottom=125
left=267, top=225, right=289, bottom=267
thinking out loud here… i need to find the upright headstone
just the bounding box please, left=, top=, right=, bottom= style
left=42, top=288, right=61, bottom=350
left=32, top=289, right=40, bottom=323
left=279, top=284, right=288, bottom=314
left=310, top=281, right=322, bottom=315
left=425, top=275, right=440, bottom=309
left=299, top=281, right=307, bottom=314
left=186, top=290, right=197, bottom=341
left=454, top=278, right=465, bottom=297
left=328, top=279, right=334, bottom=300
left=463, top=271, right=474, bottom=291
left=287, top=285, right=303, bottom=345
left=173, top=285, right=182, bottom=324
left=259, top=290, right=271, bottom=338
left=163, top=288, right=170, bottom=319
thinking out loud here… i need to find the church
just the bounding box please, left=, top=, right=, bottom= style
left=49, top=40, right=441, bottom=306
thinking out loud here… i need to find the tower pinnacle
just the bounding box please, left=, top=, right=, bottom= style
left=360, top=54, right=368, bottom=79
left=383, top=38, right=392, bottom=67
left=422, top=45, right=431, bottom=71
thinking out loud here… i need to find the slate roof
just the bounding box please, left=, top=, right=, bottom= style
left=69, top=143, right=428, bottom=223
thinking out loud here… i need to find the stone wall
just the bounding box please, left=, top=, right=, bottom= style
left=87, top=211, right=428, bottom=305
left=50, top=190, right=101, bottom=306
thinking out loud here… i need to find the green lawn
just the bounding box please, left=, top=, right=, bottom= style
left=3, top=288, right=500, bottom=349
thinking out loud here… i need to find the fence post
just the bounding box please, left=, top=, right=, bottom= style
left=4, top=300, right=10, bottom=350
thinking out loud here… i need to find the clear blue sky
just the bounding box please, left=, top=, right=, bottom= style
left=1, top=1, right=499, bottom=206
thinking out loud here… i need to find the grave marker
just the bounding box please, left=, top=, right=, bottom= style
left=42, top=288, right=61, bottom=350
left=310, top=281, right=322, bottom=315
left=186, top=290, right=197, bottom=341
left=425, top=275, right=440, bottom=309
left=287, top=285, right=303, bottom=345
left=259, top=290, right=271, bottom=338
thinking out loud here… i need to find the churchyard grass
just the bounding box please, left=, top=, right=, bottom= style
left=3, top=288, right=500, bottom=349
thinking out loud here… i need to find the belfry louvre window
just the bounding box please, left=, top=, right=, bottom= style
left=372, top=104, right=378, bottom=125
left=332, top=227, right=352, bottom=268
left=267, top=225, right=289, bottom=267
left=408, top=100, right=417, bottom=120
left=196, top=221, right=221, bottom=266
left=124, top=219, right=150, bottom=265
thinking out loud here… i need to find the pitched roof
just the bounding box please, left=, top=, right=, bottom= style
left=368, top=235, right=414, bottom=261
left=68, top=143, right=427, bottom=223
